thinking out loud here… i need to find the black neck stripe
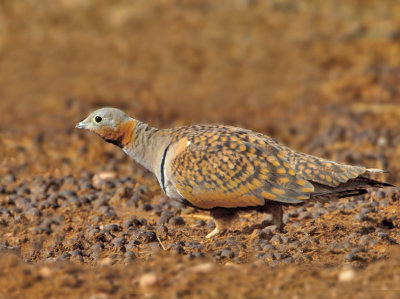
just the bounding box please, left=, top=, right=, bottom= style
left=160, top=144, right=170, bottom=193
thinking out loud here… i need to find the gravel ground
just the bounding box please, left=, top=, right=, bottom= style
left=1, top=1, right=400, bottom=298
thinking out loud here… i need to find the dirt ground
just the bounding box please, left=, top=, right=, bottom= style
left=1, top=1, right=400, bottom=298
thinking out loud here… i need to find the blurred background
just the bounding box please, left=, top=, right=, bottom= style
left=1, top=0, right=400, bottom=182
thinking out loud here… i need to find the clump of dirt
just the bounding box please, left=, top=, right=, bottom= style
left=1, top=0, right=400, bottom=298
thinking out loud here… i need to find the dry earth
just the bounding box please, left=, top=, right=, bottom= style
left=1, top=1, right=400, bottom=298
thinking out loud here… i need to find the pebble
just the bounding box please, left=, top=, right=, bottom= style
left=260, top=214, right=273, bottom=227
left=194, top=219, right=206, bottom=227
left=156, top=225, right=169, bottom=240
left=338, top=267, right=356, bottom=282
left=283, top=257, right=294, bottom=264
left=358, top=235, right=372, bottom=246
left=100, top=257, right=113, bottom=266
left=187, top=252, right=205, bottom=259
left=173, top=244, right=185, bottom=254
left=104, top=223, right=122, bottom=233
left=220, top=248, right=235, bottom=259
left=38, top=267, right=52, bottom=278
left=257, top=229, right=271, bottom=240
left=263, top=225, right=278, bottom=234
left=112, top=237, right=126, bottom=248
left=377, top=231, right=389, bottom=239
left=154, top=211, right=173, bottom=225
left=70, top=249, right=83, bottom=257
left=328, top=243, right=343, bottom=254
left=354, top=212, right=368, bottom=222
left=126, top=239, right=141, bottom=249
left=189, top=262, right=214, bottom=273
left=135, top=231, right=156, bottom=243
left=92, top=172, right=117, bottom=189
left=141, top=203, right=152, bottom=211
left=298, top=211, right=312, bottom=220
left=25, top=208, right=42, bottom=219
left=139, top=273, right=158, bottom=289
left=374, top=190, right=386, bottom=199
left=168, top=216, right=185, bottom=226
left=270, top=235, right=282, bottom=246
left=343, top=249, right=360, bottom=262
left=124, top=251, right=136, bottom=260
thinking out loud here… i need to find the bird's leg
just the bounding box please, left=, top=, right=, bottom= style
left=206, top=208, right=238, bottom=239
left=262, top=202, right=284, bottom=231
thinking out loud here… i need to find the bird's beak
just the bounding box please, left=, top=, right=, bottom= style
left=75, top=121, right=87, bottom=129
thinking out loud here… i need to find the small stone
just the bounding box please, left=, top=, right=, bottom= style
left=270, top=235, right=282, bottom=246
left=257, top=229, right=271, bottom=240
left=263, top=225, right=278, bottom=234
left=283, top=257, right=294, bottom=264
left=124, top=251, right=136, bottom=260
left=328, top=243, right=343, bottom=254
left=282, top=214, right=290, bottom=224
left=104, top=223, right=122, bottom=233
left=377, top=231, right=389, bottom=239
left=379, top=199, right=388, bottom=207
left=260, top=243, right=274, bottom=251
left=100, top=257, right=113, bottom=266
left=189, top=262, right=214, bottom=273
left=255, top=252, right=266, bottom=259
left=361, top=207, right=372, bottom=214
left=137, top=231, right=156, bottom=243
left=343, top=250, right=359, bottom=262
left=112, top=237, right=126, bottom=248
left=168, top=216, right=185, bottom=226
left=90, top=242, right=105, bottom=253
left=194, top=220, right=206, bottom=227
left=291, top=222, right=302, bottom=228
left=187, top=252, right=205, bottom=259
left=156, top=225, right=168, bottom=240
left=296, top=206, right=306, bottom=213
left=358, top=235, right=372, bottom=246
left=70, top=249, right=83, bottom=256
left=374, top=190, right=386, bottom=199
left=157, top=211, right=174, bottom=225
left=220, top=248, right=235, bottom=259
left=126, top=239, right=141, bottom=249
left=139, top=273, right=158, bottom=289
left=92, top=172, right=117, bottom=189
left=25, top=208, right=42, bottom=219
left=173, top=245, right=185, bottom=254
left=141, top=203, right=152, bottom=211
left=338, top=267, right=356, bottom=282
left=260, top=215, right=273, bottom=227
left=38, top=267, right=52, bottom=278
left=298, top=211, right=312, bottom=220
left=354, top=213, right=367, bottom=222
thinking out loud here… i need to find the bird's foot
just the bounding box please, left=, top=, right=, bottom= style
left=205, top=227, right=223, bottom=239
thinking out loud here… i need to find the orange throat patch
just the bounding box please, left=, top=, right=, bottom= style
left=97, top=120, right=136, bottom=148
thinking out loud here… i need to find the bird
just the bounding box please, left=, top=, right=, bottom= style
left=76, top=107, right=393, bottom=238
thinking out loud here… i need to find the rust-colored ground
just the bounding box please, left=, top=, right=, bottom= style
left=1, top=1, right=400, bottom=298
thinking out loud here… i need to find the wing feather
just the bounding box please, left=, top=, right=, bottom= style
left=166, top=132, right=314, bottom=209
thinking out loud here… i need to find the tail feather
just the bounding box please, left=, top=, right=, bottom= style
left=365, top=168, right=389, bottom=173
left=310, top=176, right=395, bottom=200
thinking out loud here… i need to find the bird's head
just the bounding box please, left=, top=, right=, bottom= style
left=76, top=107, right=136, bottom=148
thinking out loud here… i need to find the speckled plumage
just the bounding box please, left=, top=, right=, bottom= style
left=77, top=108, right=393, bottom=238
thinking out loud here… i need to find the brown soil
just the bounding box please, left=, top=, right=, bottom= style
left=1, top=1, right=400, bottom=298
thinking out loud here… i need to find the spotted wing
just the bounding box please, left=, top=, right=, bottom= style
left=275, top=145, right=367, bottom=187
left=166, top=135, right=315, bottom=210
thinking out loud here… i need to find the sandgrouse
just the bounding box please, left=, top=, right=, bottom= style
left=76, top=108, right=393, bottom=238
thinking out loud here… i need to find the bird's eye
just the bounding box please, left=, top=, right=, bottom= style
left=94, top=116, right=103, bottom=123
